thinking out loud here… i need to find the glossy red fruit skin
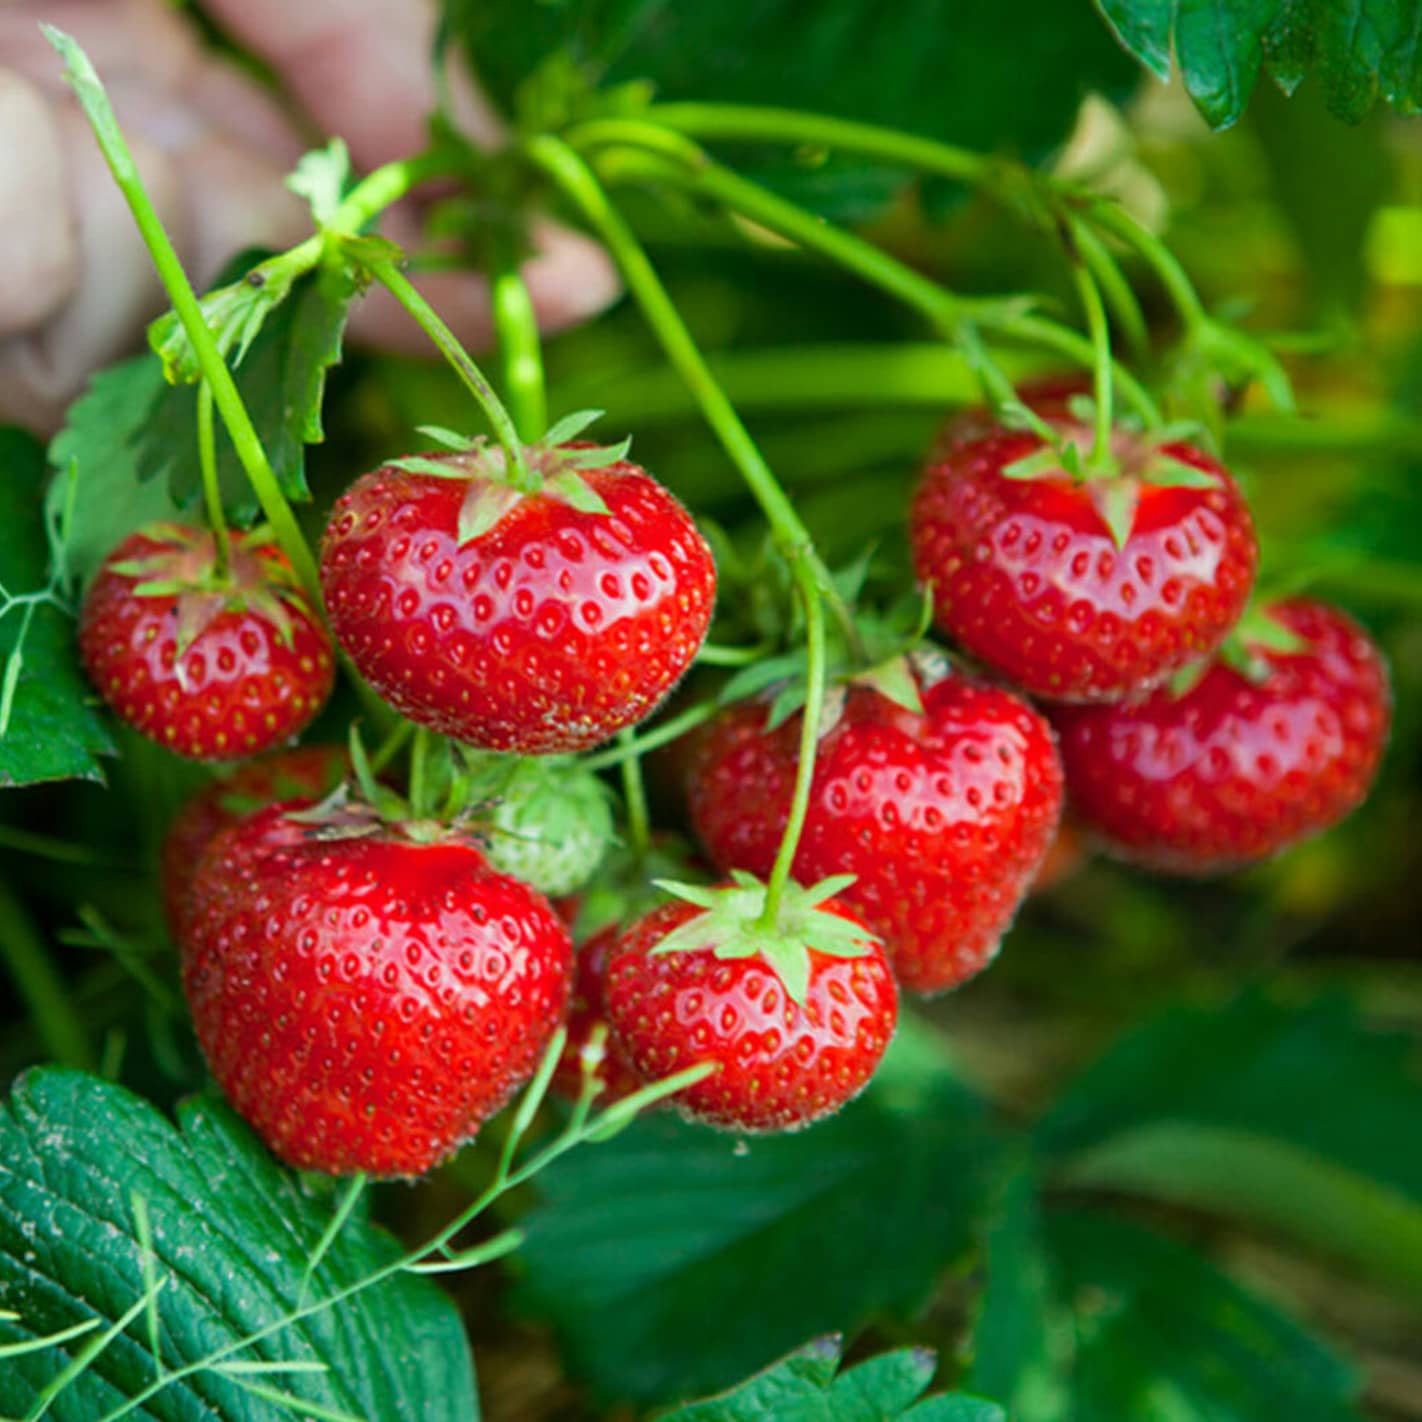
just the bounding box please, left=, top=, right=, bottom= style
left=319, top=454, right=716, bottom=753
left=79, top=530, right=334, bottom=761
left=909, top=430, right=1258, bottom=702
left=1051, top=600, right=1391, bottom=874
left=183, top=806, right=573, bottom=1177
left=604, top=896, right=897, bottom=1133
left=688, top=672, right=1063, bottom=995
left=551, top=928, right=645, bottom=1104
left=160, top=744, right=348, bottom=940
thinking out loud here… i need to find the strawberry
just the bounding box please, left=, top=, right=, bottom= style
left=1050, top=599, right=1391, bottom=874
left=909, top=420, right=1258, bottom=702
left=1027, top=815, right=1089, bottom=895
left=79, top=524, right=334, bottom=761
left=604, top=877, right=897, bottom=1132
left=551, top=927, right=645, bottom=1104
left=183, top=801, right=573, bottom=1176
left=319, top=437, right=716, bottom=754
left=160, top=743, right=348, bottom=939
left=687, top=662, right=1063, bottom=994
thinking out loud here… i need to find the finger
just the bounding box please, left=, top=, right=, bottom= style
left=346, top=216, right=621, bottom=356
left=0, top=66, right=78, bottom=336
left=0, top=98, right=187, bottom=433
left=201, top=0, right=501, bottom=172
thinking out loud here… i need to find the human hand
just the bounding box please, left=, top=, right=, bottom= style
left=0, top=0, right=618, bottom=432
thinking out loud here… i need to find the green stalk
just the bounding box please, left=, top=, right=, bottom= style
left=195, top=383, right=230, bottom=580
left=579, top=699, right=720, bottom=771
left=760, top=562, right=826, bottom=925
left=365, top=258, right=534, bottom=489
left=0, top=879, right=92, bottom=1070
left=1068, top=231, right=1114, bottom=465
left=572, top=129, right=1158, bottom=423
left=649, top=101, right=1207, bottom=330
left=524, top=135, right=856, bottom=639
left=408, top=728, right=432, bottom=819
left=333, top=150, right=461, bottom=234
left=490, top=236, right=548, bottom=441
left=648, top=102, right=991, bottom=185
left=618, top=730, right=653, bottom=859
left=44, top=27, right=322, bottom=607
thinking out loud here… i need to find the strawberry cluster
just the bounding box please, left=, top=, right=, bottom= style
left=83, top=385, right=1389, bottom=1180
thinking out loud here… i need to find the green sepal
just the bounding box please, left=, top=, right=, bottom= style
left=1092, top=479, right=1140, bottom=550
left=849, top=655, right=924, bottom=716
left=545, top=471, right=612, bottom=516
left=387, top=455, right=472, bottom=480
left=540, top=408, right=607, bottom=447
left=1237, top=603, right=1309, bottom=656
left=415, top=425, right=479, bottom=452
left=766, top=681, right=810, bottom=732
left=1167, top=658, right=1211, bottom=699
left=649, top=874, right=876, bottom=1008
left=458, top=481, right=526, bottom=545
left=336, top=233, right=406, bottom=274
left=1145, top=456, right=1220, bottom=490
left=1001, top=447, right=1064, bottom=482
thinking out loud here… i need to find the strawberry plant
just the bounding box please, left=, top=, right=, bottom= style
left=2, top=3, right=1421, bottom=1420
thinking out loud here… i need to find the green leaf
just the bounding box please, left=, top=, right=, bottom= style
left=1095, top=0, right=1422, bottom=128
left=0, top=430, right=112, bottom=787
left=286, top=140, right=354, bottom=225
left=0, top=1069, right=478, bottom=1420
left=661, top=1335, right=1007, bottom=1422
left=46, top=261, right=353, bottom=585
left=514, top=1021, right=1005, bottom=1405
left=1037, top=989, right=1422, bottom=1303
left=1042, top=1210, right=1362, bottom=1420
left=964, top=1170, right=1070, bottom=1421
left=451, top=0, right=1139, bottom=220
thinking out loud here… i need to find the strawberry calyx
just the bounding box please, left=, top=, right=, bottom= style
left=107, top=522, right=313, bottom=676
left=998, top=407, right=1221, bottom=549
left=385, top=409, right=630, bottom=545
left=1167, top=601, right=1310, bottom=695
left=650, top=869, right=879, bottom=1006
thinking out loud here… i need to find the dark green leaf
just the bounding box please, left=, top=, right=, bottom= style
left=1042, top=1210, right=1363, bottom=1420
left=0, top=430, right=112, bottom=787
left=1038, top=989, right=1422, bottom=1302
left=450, top=0, right=1139, bottom=219
left=514, top=1020, right=1004, bottom=1405
left=46, top=262, right=352, bottom=586
left=0, top=1069, right=477, bottom=1420
left=1095, top=0, right=1422, bottom=127
left=661, top=1336, right=1006, bottom=1422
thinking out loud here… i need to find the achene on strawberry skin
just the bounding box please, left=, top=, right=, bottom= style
left=1051, top=599, right=1391, bottom=874
left=183, top=804, right=573, bottom=1177
left=605, top=886, right=898, bottom=1134
left=79, top=524, right=334, bottom=762
left=909, top=421, right=1258, bottom=703
left=319, top=447, right=716, bottom=755
left=688, top=665, right=1063, bottom=995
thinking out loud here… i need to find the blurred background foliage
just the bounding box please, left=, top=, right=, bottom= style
left=3, top=3, right=1422, bottom=1419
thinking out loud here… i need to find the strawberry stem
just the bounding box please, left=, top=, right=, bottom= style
left=760, top=559, right=827, bottom=926
left=1067, top=227, right=1115, bottom=469
left=618, top=729, right=653, bottom=859
left=566, top=122, right=1161, bottom=428
left=363, top=258, right=536, bottom=491
left=524, top=135, right=859, bottom=644
left=43, top=27, right=324, bottom=611
left=195, top=383, right=231, bottom=582
left=578, top=698, right=720, bottom=772
left=490, top=234, right=548, bottom=442
left=409, top=727, right=433, bottom=819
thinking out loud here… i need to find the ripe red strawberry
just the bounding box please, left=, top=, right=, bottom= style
left=319, top=441, right=716, bottom=753
left=1051, top=599, right=1391, bottom=874
left=551, top=927, right=645, bottom=1104
left=183, top=802, right=573, bottom=1176
left=687, top=664, right=1063, bottom=994
left=604, top=879, right=897, bottom=1132
left=79, top=524, right=334, bottom=761
left=160, top=743, right=349, bottom=940
left=909, top=422, right=1258, bottom=702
